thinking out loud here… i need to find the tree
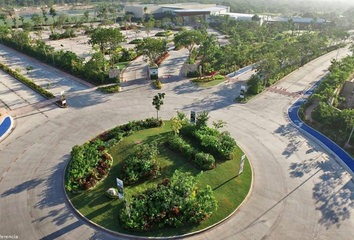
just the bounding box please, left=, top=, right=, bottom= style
left=84, top=10, right=90, bottom=23
left=0, top=14, right=6, bottom=26
left=31, top=14, right=42, bottom=28
left=144, top=19, right=155, bottom=37
left=196, top=111, right=209, bottom=129
left=41, top=7, right=48, bottom=25
left=143, top=6, right=148, bottom=20
left=49, top=7, right=57, bottom=25
left=135, top=38, right=167, bottom=65
left=0, top=25, right=10, bottom=43
left=19, top=16, right=24, bottom=26
left=88, top=27, right=125, bottom=59
left=254, top=53, right=281, bottom=86
left=170, top=116, right=182, bottom=135
left=152, top=93, right=165, bottom=119
left=155, top=20, right=162, bottom=29
left=174, top=30, right=204, bottom=62
left=174, top=16, right=183, bottom=26
left=11, top=30, right=30, bottom=50
left=247, top=74, right=264, bottom=95
left=251, top=14, right=261, bottom=21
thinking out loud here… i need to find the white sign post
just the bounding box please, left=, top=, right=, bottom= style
left=238, top=155, right=246, bottom=175
left=116, top=178, right=124, bottom=199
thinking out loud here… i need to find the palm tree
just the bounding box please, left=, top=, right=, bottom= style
left=19, top=16, right=24, bottom=26
left=143, top=6, right=148, bottom=21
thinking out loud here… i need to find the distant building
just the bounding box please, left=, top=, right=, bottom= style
left=219, top=13, right=266, bottom=25
left=124, top=3, right=326, bottom=28
left=124, top=3, right=230, bottom=22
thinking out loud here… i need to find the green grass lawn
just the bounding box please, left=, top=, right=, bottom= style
left=192, top=76, right=227, bottom=87
left=116, top=61, right=130, bottom=71
left=68, top=121, right=252, bottom=237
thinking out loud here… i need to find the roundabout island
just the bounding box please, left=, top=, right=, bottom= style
left=65, top=117, right=252, bottom=237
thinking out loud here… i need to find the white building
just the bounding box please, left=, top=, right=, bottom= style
left=124, top=3, right=230, bottom=22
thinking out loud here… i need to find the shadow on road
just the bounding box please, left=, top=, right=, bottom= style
left=1, top=178, right=45, bottom=197
left=66, top=90, right=109, bottom=109
left=181, top=83, right=239, bottom=112
left=276, top=124, right=354, bottom=229
left=32, top=156, right=75, bottom=226
left=274, top=124, right=317, bottom=159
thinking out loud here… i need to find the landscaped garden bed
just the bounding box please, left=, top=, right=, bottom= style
left=155, top=31, right=173, bottom=37
left=98, top=84, right=120, bottom=93
left=66, top=115, right=251, bottom=237
left=191, top=74, right=226, bottom=87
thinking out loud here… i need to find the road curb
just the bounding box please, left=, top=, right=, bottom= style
left=0, top=114, right=15, bottom=143
left=287, top=76, right=354, bottom=177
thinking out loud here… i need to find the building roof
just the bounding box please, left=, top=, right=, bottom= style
left=173, top=6, right=228, bottom=14
left=267, top=17, right=326, bottom=24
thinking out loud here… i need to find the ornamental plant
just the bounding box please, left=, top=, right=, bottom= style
left=119, top=170, right=217, bottom=232
left=121, top=142, right=161, bottom=184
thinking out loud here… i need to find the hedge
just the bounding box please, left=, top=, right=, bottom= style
left=181, top=124, right=237, bottom=160
left=167, top=135, right=215, bottom=170
left=0, top=62, right=54, bottom=99
left=98, top=84, right=120, bottom=93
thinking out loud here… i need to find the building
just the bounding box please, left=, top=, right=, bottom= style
left=124, top=3, right=230, bottom=22
left=219, top=12, right=266, bottom=25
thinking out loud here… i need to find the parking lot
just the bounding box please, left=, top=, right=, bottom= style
left=0, top=70, right=45, bottom=110
left=0, top=45, right=88, bottom=97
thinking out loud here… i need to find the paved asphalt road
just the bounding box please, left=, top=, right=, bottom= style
left=0, top=47, right=353, bottom=240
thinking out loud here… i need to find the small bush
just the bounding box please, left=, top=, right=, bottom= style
left=99, top=84, right=120, bottom=93
left=49, top=29, right=76, bottom=40
left=187, top=71, right=201, bottom=78
left=153, top=80, right=162, bottom=89
left=129, top=39, right=143, bottom=44
left=155, top=31, right=173, bottom=37
left=150, top=74, right=158, bottom=80
left=121, top=142, right=161, bottom=184
left=167, top=135, right=215, bottom=169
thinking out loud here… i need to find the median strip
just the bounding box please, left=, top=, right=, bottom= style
left=0, top=62, right=54, bottom=99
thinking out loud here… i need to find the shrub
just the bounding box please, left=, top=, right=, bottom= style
left=153, top=80, right=162, bottom=89
left=167, top=135, right=215, bottom=169
left=129, top=39, right=143, bottom=44
left=155, top=31, right=173, bottom=37
left=120, top=48, right=138, bottom=62
left=66, top=140, right=113, bottom=192
left=66, top=118, right=163, bottom=192
left=99, top=84, right=120, bottom=93
left=49, top=29, right=76, bottom=40
left=181, top=123, right=237, bottom=160
left=121, top=142, right=161, bottom=184
left=187, top=71, right=201, bottom=78
left=119, top=170, right=217, bottom=232
left=195, top=152, right=215, bottom=169
left=247, top=74, right=264, bottom=95
left=150, top=74, right=158, bottom=80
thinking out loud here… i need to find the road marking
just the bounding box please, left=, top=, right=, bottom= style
left=6, top=166, right=11, bottom=172
left=13, top=157, right=18, bottom=162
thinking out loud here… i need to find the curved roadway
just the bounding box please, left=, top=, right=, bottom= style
left=0, top=48, right=353, bottom=240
